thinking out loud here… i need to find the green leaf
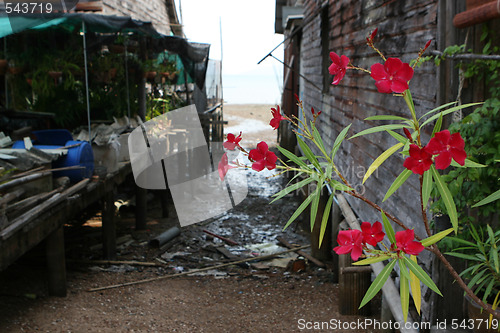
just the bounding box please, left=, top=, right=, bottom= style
left=403, top=256, right=442, bottom=296
left=403, top=89, right=418, bottom=125
left=472, top=189, right=500, bottom=208
left=381, top=210, right=396, bottom=245
left=421, top=169, right=432, bottom=209
left=282, top=194, right=313, bottom=231
left=310, top=182, right=322, bottom=232
left=431, top=166, right=458, bottom=233
left=312, top=125, right=327, bottom=156
left=331, top=124, right=351, bottom=160
left=329, top=179, right=354, bottom=193
left=431, top=112, right=443, bottom=137
left=418, top=101, right=459, bottom=121
left=408, top=255, right=421, bottom=315
left=482, top=279, right=496, bottom=304
left=420, top=102, right=482, bottom=129
left=359, top=259, right=397, bottom=309
left=363, top=142, right=404, bottom=184
left=399, top=261, right=410, bottom=322
left=383, top=169, right=412, bottom=202
left=467, top=269, right=486, bottom=289
left=365, top=115, right=409, bottom=121
left=277, top=145, right=310, bottom=170
left=450, top=158, right=487, bottom=168
left=386, top=130, right=408, bottom=144
left=444, top=252, right=481, bottom=261
left=352, top=255, right=392, bottom=266
left=420, top=228, right=454, bottom=247
left=319, top=193, right=335, bottom=248
left=270, top=177, right=315, bottom=204
left=349, top=124, right=410, bottom=140
left=297, top=137, right=321, bottom=170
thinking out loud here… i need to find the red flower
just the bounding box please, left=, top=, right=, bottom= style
left=270, top=105, right=286, bottom=130
left=367, top=28, right=378, bottom=44
left=223, top=132, right=242, bottom=150
left=403, top=144, right=433, bottom=175
left=248, top=141, right=277, bottom=172
left=424, top=130, right=466, bottom=169
left=328, top=52, right=350, bottom=85
left=334, top=229, right=364, bottom=261
left=370, top=58, right=414, bottom=94
left=395, top=229, right=424, bottom=255
left=218, top=153, right=235, bottom=181
left=361, top=221, right=385, bottom=247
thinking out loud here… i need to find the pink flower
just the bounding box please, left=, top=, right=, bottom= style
left=218, top=153, right=235, bottom=181
left=328, top=52, right=350, bottom=85
left=270, top=105, right=286, bottom=130
left=334, top=229, right=364, bottom=261
left=370, top=58, right=414, bottom=93
left=361, top=221, right=385, bottom=247
left=223, top=132, right=242, bottom=150
left=395, top=229, right=424, bottom=255
left=424, top=130, right=466, bottom=169
left=403, top=144, right=433, bottom=175
left=248, top=141, right=277, bottom=172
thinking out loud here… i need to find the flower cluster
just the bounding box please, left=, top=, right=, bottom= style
left=403, top=129, right=466, bottom=175
left=334, top=221, right=424, bottom=261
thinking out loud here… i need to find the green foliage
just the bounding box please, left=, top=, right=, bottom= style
left=447, top=224, right=500, bottom=304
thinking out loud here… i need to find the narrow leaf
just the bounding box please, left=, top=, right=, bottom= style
left=383, top=169, right=412, bottom=202
left=403, top=89, right=418, bottom=125
left=363, top=143, right=404, bottom=183
left=319, top=193, right=335, bottom=248
left=444, top=252, right=481, bottom=261
left=403, top=257, right=442, bottom=296
left=451, top=158, right=487, bottom=168
left=359, top=260, right=397, bottom=309
left=277, top=145, right=310, bottom=169
left=431, top=112, right=443, bottom=137
left=483, top=279, right=495, bottom=304
left=350, top=124, right=410, bottom=140
left=472, top=189, right=500, bottom=208
left=381, top=210, right=396, bottom=245
left=282, top=194, right=313, bottom=231
left=431, top=166, right=458, bottom=233
left=312, top=125, right=327, bottom=156
left=331, top=124, right=351, bottom=160
left=409, top=255, right=421, bottom=314
left=310, top=183, right=322, bottom=232
left=352, top=255, right=392, bottom=266
left=329, top=179, right=354, bottom=193
left=386, top=130, right=408, bottom=144
left=270, top=177, right=315, bottom=204
left=297, top=137, right=321, bottom=170
left=399, top=262, right=410, bottom=322
left=420, top=228, right=454, bottom=247
left=365, top=115, right=409, bottom=121
left=420, top=102, right=482, bottom=129
left=418, top=101, right=457, bottom=121
left=421, top=169, right=432, bottom=209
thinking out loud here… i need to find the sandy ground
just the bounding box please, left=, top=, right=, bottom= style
left=0, top=104, right=380, bottom=332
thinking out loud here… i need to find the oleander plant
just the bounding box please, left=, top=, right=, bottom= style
left=218, top=29, right=500, bottom=323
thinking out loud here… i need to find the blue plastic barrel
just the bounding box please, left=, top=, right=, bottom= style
left=11, top=140, right=94, bottom=182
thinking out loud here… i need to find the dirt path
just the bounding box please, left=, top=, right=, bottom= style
left=0, top=104, right=379, bottom=332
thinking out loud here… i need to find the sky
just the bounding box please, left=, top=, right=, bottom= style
left=175, top=0, right=284, bottom=104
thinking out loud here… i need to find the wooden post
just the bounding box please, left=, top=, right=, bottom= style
left=330, top=200, right=342, bottom=283
left=102, top=188, right=116, bottom=259
left=135, top=187, right=147, bottom=231
left=45, top=225, right=66, bottom=297
left=310, top=190, right=332, bottom=262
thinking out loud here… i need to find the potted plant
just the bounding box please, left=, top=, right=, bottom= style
left=447, top=224, right=500, bottom=332
left=31, top=54, right=80, bottom=97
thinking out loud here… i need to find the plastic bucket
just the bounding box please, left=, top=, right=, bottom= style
left=11, top=140, right=94, bottom=182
